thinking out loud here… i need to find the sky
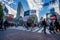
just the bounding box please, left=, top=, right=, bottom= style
left=3, top=0, right=29, bottom=11
left=2, top=0, right=51, bottom=17
left=12, top=0, right=30, bottom=11
left=39, top=0, right=50, bottom=17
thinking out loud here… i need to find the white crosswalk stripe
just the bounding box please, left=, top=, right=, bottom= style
left=32, top=27, right=40, bottom=32
left=8, top=26, right=51, bottom=34
left=46, top=28, right=51, bottom=34
left=38, top=27, right=44, bottom=33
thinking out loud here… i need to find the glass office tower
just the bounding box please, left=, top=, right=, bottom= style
left=16, top=2, right=24, bottom=19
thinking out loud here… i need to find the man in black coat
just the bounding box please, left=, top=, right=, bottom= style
left=42, top=19, right=47, bottom=34
left=4, top=20, right=9, bottom=30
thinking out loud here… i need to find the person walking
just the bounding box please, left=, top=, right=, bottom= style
left=4, top=19, right=9, bottom=30
left=49, top=21, right=56, bottom=34
left=42, top=19, right=47, bottom=34
left=54, top=19, right=60, bottom=32
left=26, top=19, right=31, bottom=30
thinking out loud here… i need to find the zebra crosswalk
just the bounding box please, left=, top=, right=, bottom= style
left=8, top=26, right=51, bottom=34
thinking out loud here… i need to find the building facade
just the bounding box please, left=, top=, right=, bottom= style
left=27, top=0, right=43, bottom=22
left=49, top=0, right=59, bottom=15
left=16, top=2, right=24, bottom=19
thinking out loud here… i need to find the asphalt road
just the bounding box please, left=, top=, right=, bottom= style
left=0, top=29, right=60, bottom=40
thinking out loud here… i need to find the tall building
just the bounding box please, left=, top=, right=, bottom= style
left=49, top=0, right=60, bottom=20
left=2, top=1, right=17, bottom=18
left=27, top=0, right=43, bottom=22
left=49, top=0, right=59, bottom=15
left=16, top=2, right=24, bottom=19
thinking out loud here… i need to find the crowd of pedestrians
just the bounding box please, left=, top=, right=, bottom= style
left=25, top=18, right=60, bottom=34
left=0, top=18, right=60, bottom=34
left=41, top=18, right=60, bottom=34
left=0, top=19, right=15, bottom=30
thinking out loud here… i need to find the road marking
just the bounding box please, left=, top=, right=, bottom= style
left=38, top=27, right=44, bottom=33
left=46, top=28, right=51, bottom=34
left=8, top=26, right=51, bottom=34
left=32, top=27, right=40, bottom=32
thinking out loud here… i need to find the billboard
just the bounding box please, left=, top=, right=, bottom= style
left=4, top=6, right=8, bottom=15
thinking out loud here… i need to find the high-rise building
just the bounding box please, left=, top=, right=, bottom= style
left=27, top=0, right=43, bottom=22
left=48, top=0, right=60, bottom=20
left=49, top=0, right=59, bottom=15
left=16, top=2, right=24, bottom=19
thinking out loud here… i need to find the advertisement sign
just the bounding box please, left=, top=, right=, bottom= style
left=8, top=14, right=13, bottom=19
